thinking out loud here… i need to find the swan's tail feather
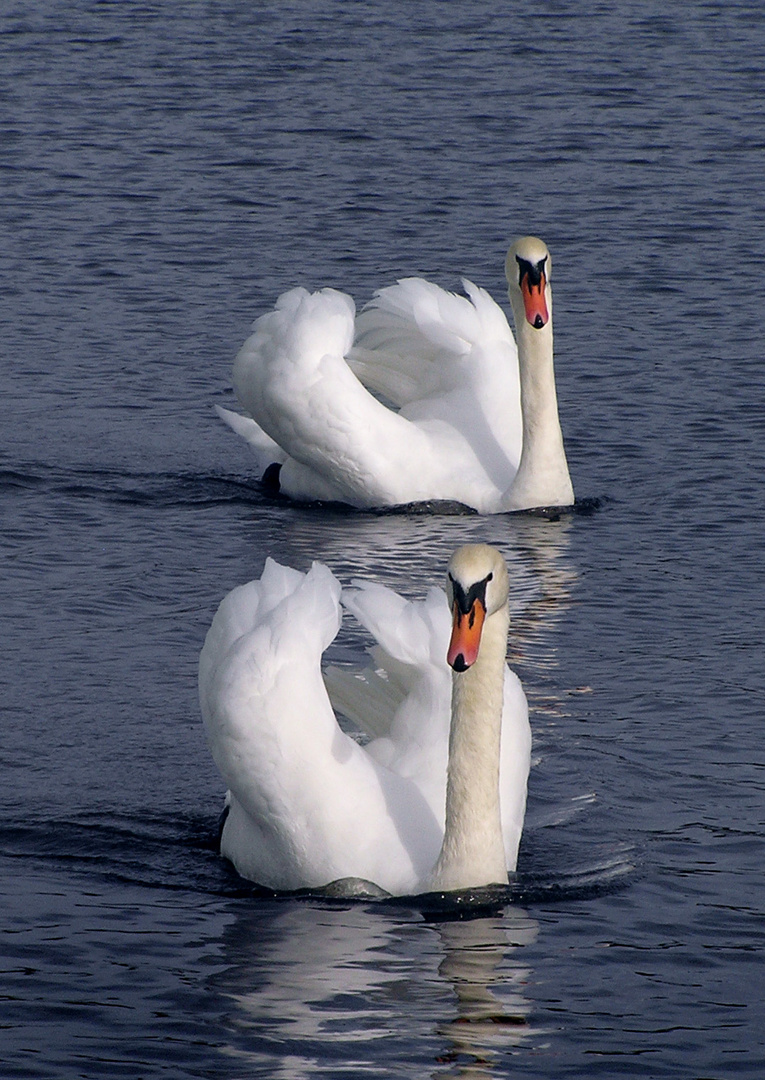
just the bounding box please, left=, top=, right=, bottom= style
left=215, top=405, right=287, bottom=472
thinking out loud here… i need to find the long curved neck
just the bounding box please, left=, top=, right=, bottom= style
left=502, top=292, right=574, bottom=511
left=428, top=605, right=509, bottom=892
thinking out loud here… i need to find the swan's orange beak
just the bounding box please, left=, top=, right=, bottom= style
left=447, top=598, right=486, bottom=672
left=520, top=269, right=549, bottom=329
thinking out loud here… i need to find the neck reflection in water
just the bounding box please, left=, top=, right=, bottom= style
left=207, top=900, right=540, bottom=1076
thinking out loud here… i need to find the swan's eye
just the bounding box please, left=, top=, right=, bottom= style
left=486, top=572, right=493, bottom=582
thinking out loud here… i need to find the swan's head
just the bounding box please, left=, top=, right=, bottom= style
left=446, top=545, right=509, bottom=673
left=505, top=236, right=551, bottom=330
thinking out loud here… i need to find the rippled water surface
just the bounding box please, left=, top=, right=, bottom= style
left=2, top=2, right=765, bottom=1077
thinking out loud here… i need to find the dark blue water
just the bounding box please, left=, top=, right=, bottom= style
left=2, top=2, right=765, bottom=1076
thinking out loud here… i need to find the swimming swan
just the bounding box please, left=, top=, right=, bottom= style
left=218, top=237, right=574, bottom=514
left=199, top=544, right=531, bottom=896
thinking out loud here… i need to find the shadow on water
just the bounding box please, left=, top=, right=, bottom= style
left=0, top=461, right=609, bottom=516
left=0, top=806, right=637, bottom=907
left=0, top=463, right=265, bottom=508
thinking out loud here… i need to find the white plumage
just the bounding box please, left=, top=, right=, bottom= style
left=218, top=237, right=574, bottom=514
left=199, top=546, right=532, bottom=896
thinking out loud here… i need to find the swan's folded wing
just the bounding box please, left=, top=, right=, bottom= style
left=200, top=559, right=442, bottom=893
left=341, top=581, right=450, bottom=668
left=232, top=287, right=446, bottom=506
left=349, top=278, right=515, bottom=408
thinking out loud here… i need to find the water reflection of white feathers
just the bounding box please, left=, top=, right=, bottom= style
left=211, top=903, right=541, bottom=1077
left=275, top=507, right=577, bottom=670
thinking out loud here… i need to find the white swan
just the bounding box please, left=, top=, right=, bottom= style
left=217, top=237, right=574, bottom=514
left=199, top=544, right=531, bottom=896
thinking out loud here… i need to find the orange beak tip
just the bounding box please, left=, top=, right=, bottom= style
left=447, top=601, right=486, bottom=671
left=521, top=276, right=549, bottom=328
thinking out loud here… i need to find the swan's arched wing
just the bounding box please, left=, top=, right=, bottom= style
left=200, top=560, right=344, bottom=799
left=350, top=279, right=523, bottom=488
left=233, top=288, right=457, bottom=507
left=349, top=278, right=517, bottom=408
left=342, top=580, right=451, bottom=668
left=199, top=560, right=441, bottom=892
left=329, top=582, right=453, bottom=811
